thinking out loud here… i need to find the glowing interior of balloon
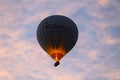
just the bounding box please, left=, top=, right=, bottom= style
left=46, top=43, right=66, bottom=61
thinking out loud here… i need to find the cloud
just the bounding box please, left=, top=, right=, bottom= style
left=84, top=0, right=120, bottom=20
left=104, top=71, right=120, bottom=80
left=0, top=71, right=12, bottom=80
left=88, top=50, right=98, bottom=61
left=97, top=0, right=112, bottom=7
left=0, top=0, right=120, bottom=80
left=23, top=11, right=51, bottom=25
left=56, top=0, right=86, bottom=16
left=104, top=36, right=120, bottom=44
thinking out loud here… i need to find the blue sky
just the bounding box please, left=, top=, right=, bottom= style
left=0, top=0, right=120, bottom=80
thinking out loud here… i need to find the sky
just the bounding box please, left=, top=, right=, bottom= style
left=0, top=0, right=120, bottom=80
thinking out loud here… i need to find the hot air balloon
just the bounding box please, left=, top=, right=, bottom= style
left=37, top=15, right=78, bottom=67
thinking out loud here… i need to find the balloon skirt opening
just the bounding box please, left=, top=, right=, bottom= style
left=51, top=53, right=64, bottom=62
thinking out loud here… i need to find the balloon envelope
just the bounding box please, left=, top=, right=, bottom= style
left=37, top=15, right=78, bottom=63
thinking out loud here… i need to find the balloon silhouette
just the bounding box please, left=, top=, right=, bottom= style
left=37, top=15, right=78, bottom=67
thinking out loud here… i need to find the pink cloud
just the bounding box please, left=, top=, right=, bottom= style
left=0, top=70, right=12, bottom=80
left=97, top=0, right=112, bottom=7
left=104, top=36, right=120, bottom=44
left=56, top=1, right=86, bottom=16
left=0, top=0, right=120, bottom=80
left=104, top=71, right=120, bottom=80
left=23, top=11, right=51, bottom=25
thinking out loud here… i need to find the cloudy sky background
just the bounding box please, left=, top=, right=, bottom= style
left=0, top=0, right=120, bottom=80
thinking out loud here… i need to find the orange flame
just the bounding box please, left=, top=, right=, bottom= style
left=45, top=42, right=66, bottom=61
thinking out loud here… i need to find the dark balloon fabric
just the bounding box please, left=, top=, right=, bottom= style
left=37, top=15, right=78, bottom=62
